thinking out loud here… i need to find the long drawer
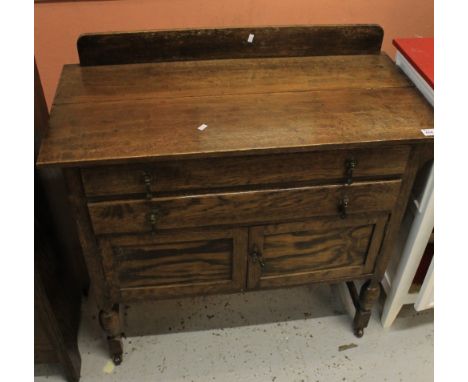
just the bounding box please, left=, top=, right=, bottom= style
left=81, top=146, right=410, bottom=197
left=88, top=180, right=402, bottom=235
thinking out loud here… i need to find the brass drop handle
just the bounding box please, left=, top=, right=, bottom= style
left=147, top=208, right=161, bottom=234
left=345, top=158, right=358, bottom=185
left=338, top=196, right=349, bottom=219
left=142, top=171, right=152, bottom=200
left=250, top=245, right=266, bottom=268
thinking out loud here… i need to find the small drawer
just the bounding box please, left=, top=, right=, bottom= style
left=88, top=179, right=402, bottom=235
left=81, top=146, right=410, bottom=197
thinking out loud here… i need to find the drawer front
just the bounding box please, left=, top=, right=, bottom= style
left=88, top=180, right=402, bottom=235
left=99, top=228, right=247, bottom=300
left=247, top=214, right=388, bottom=289
left=81, top=146, right=410, bottom=197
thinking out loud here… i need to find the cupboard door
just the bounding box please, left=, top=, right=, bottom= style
left=247, top=214, right=388, bottom=289
left=100, top=228, right=248, bottom=301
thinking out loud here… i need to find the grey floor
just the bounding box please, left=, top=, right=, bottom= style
left=35, top=284, right=433, bottom=382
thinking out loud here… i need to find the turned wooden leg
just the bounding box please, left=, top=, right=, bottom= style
left=99, top=305, right=123, bottom=365
left=353, top=280, right=380, bottom=338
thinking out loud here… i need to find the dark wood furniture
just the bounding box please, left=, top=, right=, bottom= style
left=35, top=211, right=81, bottom=382
left=35, top=60, right=82, bottom=381
left=36, top=25, right=434, bottom=365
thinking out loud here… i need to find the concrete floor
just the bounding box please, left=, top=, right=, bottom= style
left=35, top=284, right=433, bottom=382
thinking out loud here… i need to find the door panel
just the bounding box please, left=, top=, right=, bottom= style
left=117, top=238, right=233, bottom=288
left=247, top=214, right=388, bottom=289
left=99, top=228, right=248, bottom=301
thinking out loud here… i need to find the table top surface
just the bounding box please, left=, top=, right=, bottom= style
left=37, top=53, right=434, bottom=167
left=393, top=38, right=434, bottom=88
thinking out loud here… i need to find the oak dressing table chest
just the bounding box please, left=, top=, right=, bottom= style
left=37, top=25, right=434, bottom=365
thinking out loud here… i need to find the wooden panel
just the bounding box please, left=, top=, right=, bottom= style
left=37, top=57, right=89, bottom=293
left=247, top=214, right=388, bottom=289
left=263, top=225, right=373, bottom=272
left=34, top=268, right=81, bottom=380
left=37, top=87, right=433, bottom=168
left=117, top=239, right=233, bottom=288
left=34, top=172, right=82, bottom=378
left=101, top=228, right=248, bottom=300
left=77, top=25, right=383, bottom=66
left=81, top=146, right=410, bottom=197
left=88, top=180, right=401, bottom=235
left=55, top=55, right=411, bottom=105
left=34, top=59, right=49, bottom=160
left=63, top=168, right=111, bottom=310
left=34, top=309, right=56, bottom=363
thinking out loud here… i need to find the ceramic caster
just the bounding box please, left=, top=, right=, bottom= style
left=354, top=328, right=364, bottom=338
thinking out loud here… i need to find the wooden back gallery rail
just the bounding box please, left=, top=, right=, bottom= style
left=77, top=25, right=384, bottom=66
left=37, top=25, right=433, bottom=367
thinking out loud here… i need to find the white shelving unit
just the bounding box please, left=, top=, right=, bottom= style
left=380, top=50, right=434, bottom=328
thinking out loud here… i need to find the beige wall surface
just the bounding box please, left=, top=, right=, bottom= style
left=35, top=0, right=434, bottom=109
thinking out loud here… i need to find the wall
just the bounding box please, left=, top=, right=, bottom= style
left=35, top=0, right=434, bottom=109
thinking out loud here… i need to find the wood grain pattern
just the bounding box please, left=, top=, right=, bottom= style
left=37, top=57, right=89, bottom=293
left=34, top=25, right=434, bottom=348
left=55, top=54, right=410, bottom=105
left=373, top=145, right=433, bottom=280
left=262, top=225, right=373, bottom=273
left=247, top=214, right=387, bottom=289
left=63, top=168, right=111, bottom=310
left=88, top=180, right=401, bottom=235
left=34, top=306, right=58, bottom=364
left=77, top=25, right=383, bottom=66
left=103, top=228, right=248, bottom=300
left=81, top=146, right=410, bottom=198
left=35, top=59, right=49, bottom=160
left=116, top=239, right=233, bottom=288
left=353, top=279, right=381, bottom=337
left=351, top=146, right=432, bottom=337
left=35, top=268, right=81, bottom=381
left=35, top=60, right=83, bottom=379
left=37, top=87, right=432, bottom=167
left=98, top=306, right=123, bottom=365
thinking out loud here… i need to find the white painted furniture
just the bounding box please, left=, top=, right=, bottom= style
left=394, top=51, right=433, bottom=107
left=380, top=46, right=434, bottom=328
left=381, top=164, right=433, bottom=327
